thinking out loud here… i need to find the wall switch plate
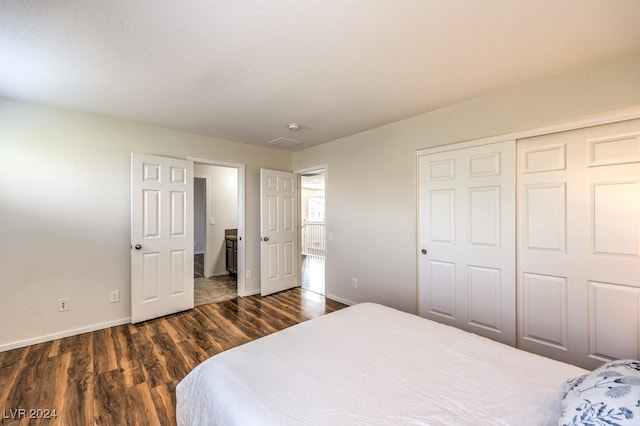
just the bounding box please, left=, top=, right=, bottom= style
left=352, top=278, right=358, bottom=288
left=210, top=217, right=215, bottom=225
left=246, top=269, right=252, bottom=279
left=110, top=290, right=120, bottom=303
left=58, top=298, right=69, bottom=312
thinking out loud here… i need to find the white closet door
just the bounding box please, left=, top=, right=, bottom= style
left=518, top=118, right=640, bottom=369
left=418, top=140, right=516, bottom=345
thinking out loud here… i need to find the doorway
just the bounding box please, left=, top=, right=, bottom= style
left=193, top=163, right=241, bottom=305
left=300, top=169, right=326, bottom=295
left=194, top=177, right=207, bottom=278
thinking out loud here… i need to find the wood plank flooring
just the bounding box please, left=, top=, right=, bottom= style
left=0, top=289, right=346, bottom=425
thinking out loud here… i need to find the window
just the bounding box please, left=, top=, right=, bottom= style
left=307, top=197, right=325, bottom=222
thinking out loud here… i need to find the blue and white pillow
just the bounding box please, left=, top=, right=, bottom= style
left=560, top=359, right=640, bottom=426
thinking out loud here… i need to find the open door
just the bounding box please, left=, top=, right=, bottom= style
left=260, top=168, right=299, bottom=296
left=131, top=153, right=194, bottom=323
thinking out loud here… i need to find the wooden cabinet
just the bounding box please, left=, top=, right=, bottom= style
left=225, top=230, right=237, bottom=275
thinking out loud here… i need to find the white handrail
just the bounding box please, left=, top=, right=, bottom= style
left=302, top=223, right=325, bottom=257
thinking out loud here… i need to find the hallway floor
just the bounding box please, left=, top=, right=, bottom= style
left=194, top=274, right=237, bottom=306
left=302, top=255, right=325, bottom=295
left=194, top=254, right=324, bottom=303
left=193, top=254, right=236, bottom=305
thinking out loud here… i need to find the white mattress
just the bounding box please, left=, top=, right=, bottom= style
left=176, top=303, right=586, bottom=425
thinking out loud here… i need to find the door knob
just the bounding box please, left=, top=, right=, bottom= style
left=421, top=249, right=427, bottom=255
left=134, top=244, right=142, bottom=250
left=262, top=237, right=269, bottom=242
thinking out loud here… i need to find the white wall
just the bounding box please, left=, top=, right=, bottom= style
left=293, top=51, right=640, bottom=313
left=194, top=164, right=238, bottom=276
left=0, top=99, right=291, bottom=349
left=2, top=51, right=640, bottom=350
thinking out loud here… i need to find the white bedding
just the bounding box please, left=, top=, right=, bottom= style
left=176, top=303, right=586, bottom=425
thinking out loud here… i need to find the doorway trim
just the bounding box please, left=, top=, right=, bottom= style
left=188, top=157, right=246, bottom=297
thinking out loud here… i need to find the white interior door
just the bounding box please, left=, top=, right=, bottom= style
left=517, top=118, right=640, bottom=369
left=131, top=153, right=194, bottom=323
left=418, top=140, right=516, bottom=345
left=260, top=168, right=299, bottom=296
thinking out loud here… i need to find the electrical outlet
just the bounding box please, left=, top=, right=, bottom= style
left=110, top=290, right=120, bottom=303
left=352, top=278, right=358, bottom=288
left=58, top=298, right=69, bottom=312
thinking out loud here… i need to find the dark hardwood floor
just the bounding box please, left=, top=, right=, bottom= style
left=0, top=289, right=346, bottom=425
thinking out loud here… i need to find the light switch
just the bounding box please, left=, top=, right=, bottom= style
left=210, top=218, right=215, bottom=225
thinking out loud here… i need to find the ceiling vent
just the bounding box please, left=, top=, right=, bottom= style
left=266, top=137, right=304, bottom=148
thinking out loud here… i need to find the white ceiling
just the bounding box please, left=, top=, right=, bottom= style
left=2, top=1, right=640, bottom=151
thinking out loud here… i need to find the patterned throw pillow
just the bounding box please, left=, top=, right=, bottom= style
left=560, top=359, right=640, bottom=426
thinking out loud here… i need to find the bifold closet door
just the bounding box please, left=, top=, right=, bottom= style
left=518, top=118, right=640, bottom=369
left=418, top=140, right=516, bottom=346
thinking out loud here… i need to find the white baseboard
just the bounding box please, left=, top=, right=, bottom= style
left=0, top=317, right=131, bottom=352
left=1, top=289, right=352, bottom=352
left=326, top=293, right=355, bottom=306
left=1, top=292, right=351, bottom=352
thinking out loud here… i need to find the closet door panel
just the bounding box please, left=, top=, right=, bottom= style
left=522, top=273, right=567, bottom=350
left=587, top=132, right=640, bottom=166
left=469, top=186, right=501, bottom=247
left=467, top=265, right=502, bottom=332
left=425, top=260, right=456, bottom=320
left=523, top=183, right=566, bottom=252
left=589, top=282, right=640, bottom=361
left=518, top=118, right=640, bottom=369
left=418, top=140, right=516, bottom=346
left=591, top=181, right=639, bottom=256
left=429, top=189, right=455, bottom=243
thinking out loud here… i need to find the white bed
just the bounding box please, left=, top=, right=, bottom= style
left=176, top=303, right=587, bottom=425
